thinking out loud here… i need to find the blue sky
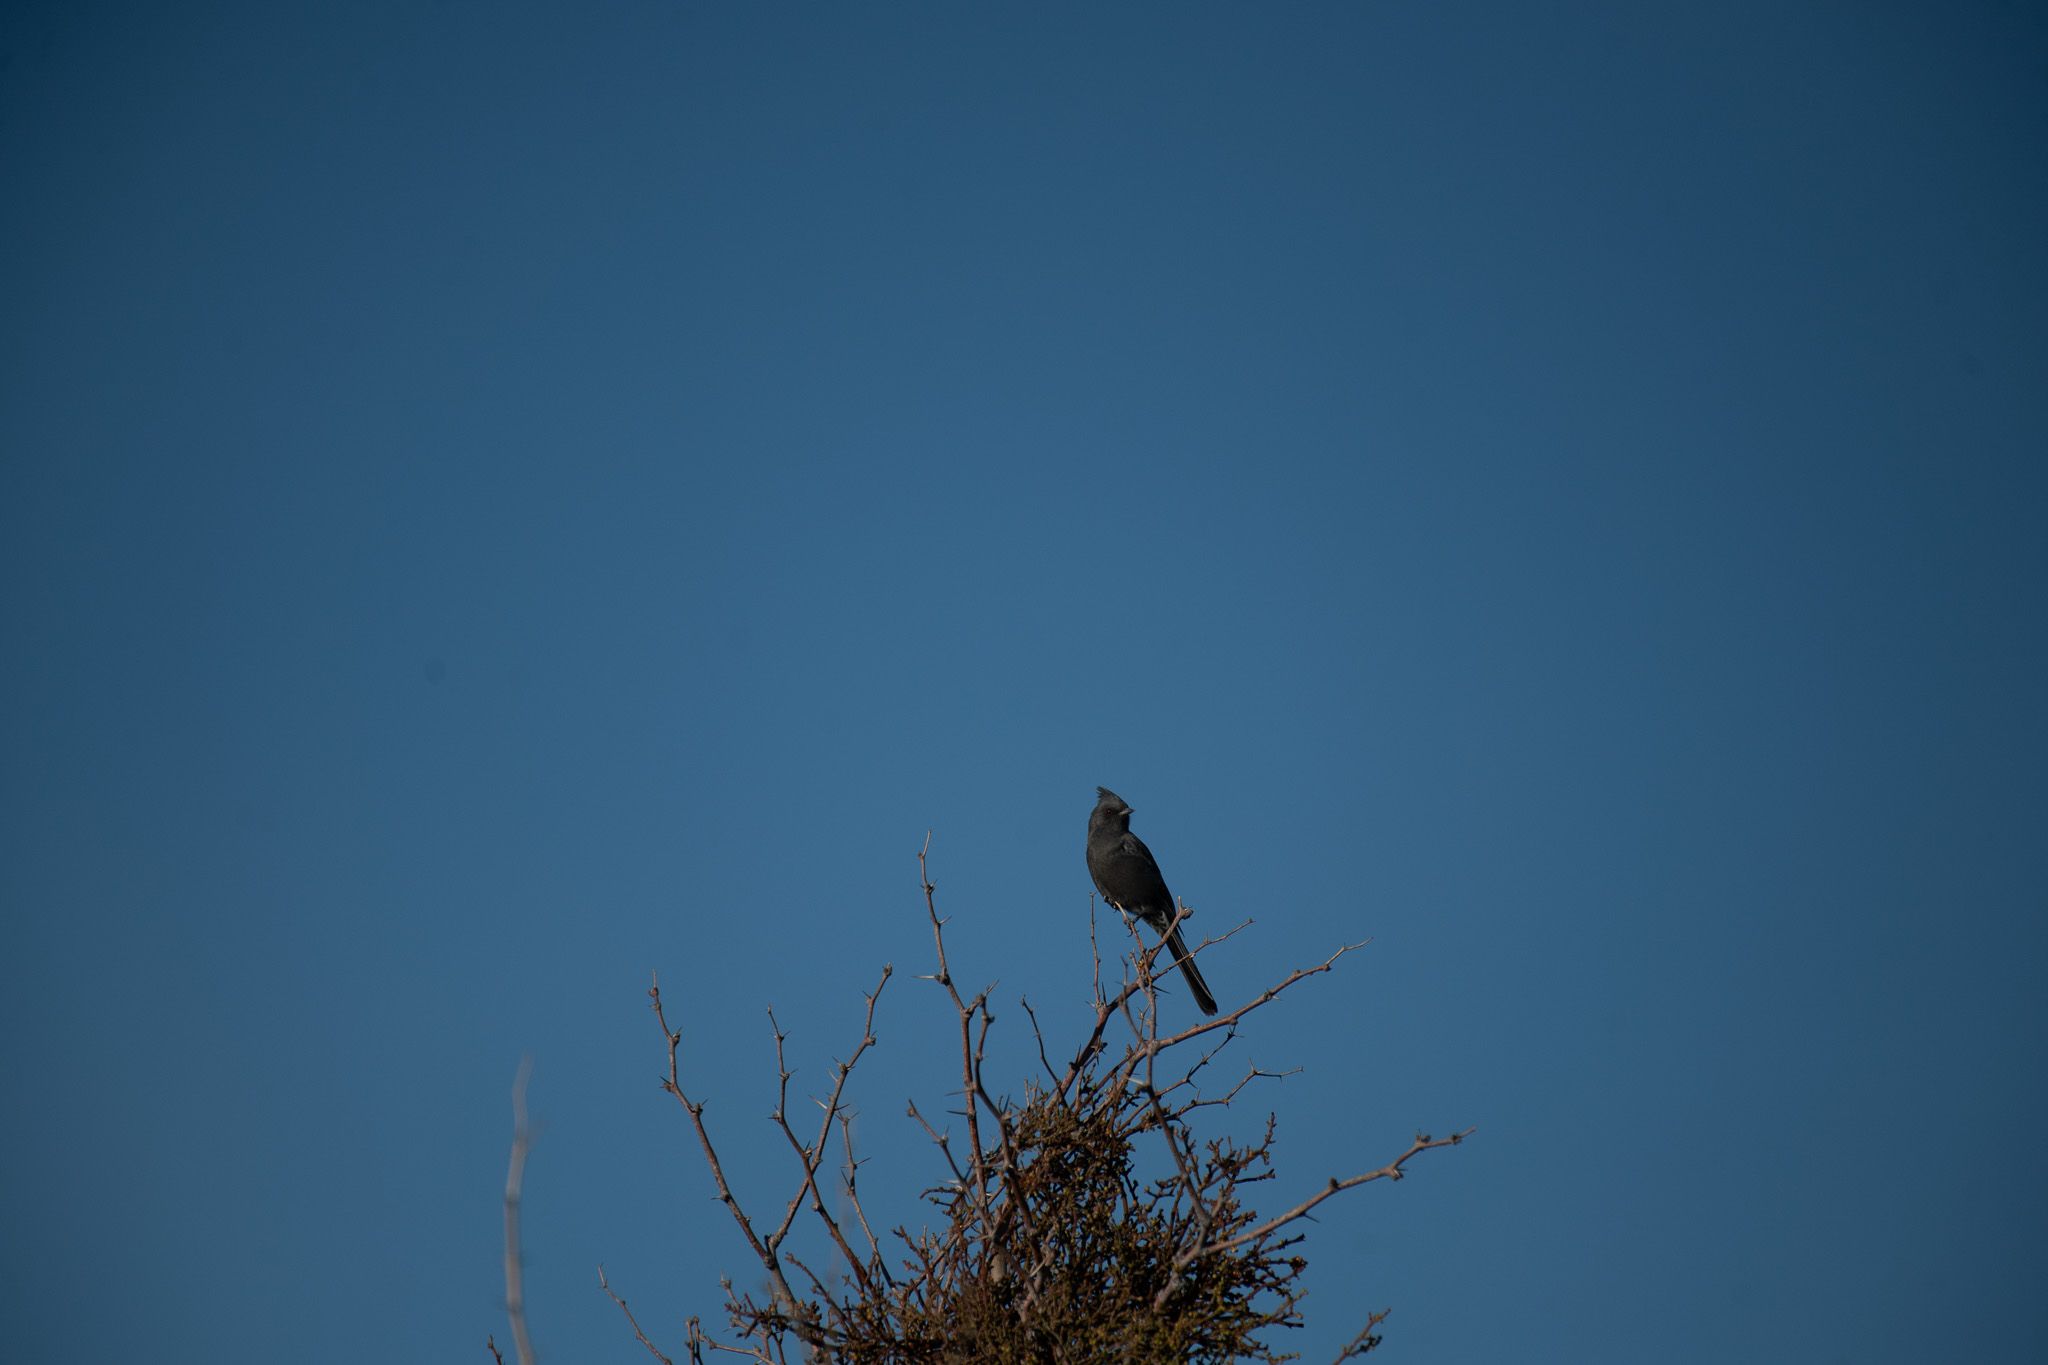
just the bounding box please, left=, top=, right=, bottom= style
left=4, top=2, right=2045, bottom=1360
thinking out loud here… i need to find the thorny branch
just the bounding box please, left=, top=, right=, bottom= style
left=764, top=963, right=890, bottom=1295
left=599, top=1265, right=675, bottom=1365
left=606, top=835, right=1471, bottom=1361
left=1334, top=1307, right=1393, bottom=1360
left=648, top=971, right=812, bottom=1346
left=1198, top=1128, right=1476, bottom=1262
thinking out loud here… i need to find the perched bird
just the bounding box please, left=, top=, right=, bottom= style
left=1085, top=787, right=1218, bottom=1015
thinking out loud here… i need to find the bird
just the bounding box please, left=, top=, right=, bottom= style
left=1085, top=786, right=1218, bottom=1015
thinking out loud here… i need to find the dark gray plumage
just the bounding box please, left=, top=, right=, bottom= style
left=1085, top=786, right=1218, bottom=1015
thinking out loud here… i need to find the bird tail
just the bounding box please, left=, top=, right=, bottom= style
left=1161, top=921, right=1218, bottom=1016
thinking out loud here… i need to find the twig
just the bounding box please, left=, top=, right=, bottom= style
left=599, top=1265, right=676, bottom=1365
left=648, top=974, right=814, bottom=1347
left=1200, top=1128, right=1477, bottom=1261
left=1333, top=1308, right=1391, bottom=1359
left=916, top=837, right=997, bottom=1247
left=502, top=1056, right=536, bottom=1365
left=1020, top=997, right=1059, bottom=1086
left=1176, top=1061, right=1300, bottom=1115
left=1054, top=914, right=1268, bottom=1109
left=837, top=1110, right=890, bottom=1283
left=1106, top=932, right=1363, bottom=1102
left=763, top=966, right=891, bottom=1295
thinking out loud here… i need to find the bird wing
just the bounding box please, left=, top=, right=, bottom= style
left=1114, top=833, right=1174, bottom=912
left=1118, top=832, right=1158, bottom=868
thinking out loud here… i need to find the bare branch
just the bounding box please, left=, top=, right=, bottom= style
left=501, top=1056, right=536, bottom=1365
left=1108, top=932, right=1366, bottom=1102
left=1333, top=1308, right=1391, bottom=1359
left=647, top=974, right=812, bottom=1344
left=1020, top=997, right=1059, bottom=1086
left=1175, top=1061, right=1301, bottom=1116
left=917, top=837, right=998, bottom=1249
left=599, top=1266, right=676, bottom=1365
left=612, top=839, right=1468, bottom=1362
left=762, top=967, right=891, bottom=1295
left=1200, top=1128, right=1477, bottom=1262
left=1054, top=909, right=1268, bottom=1110
left=836, top=1110, right=889, bottom=1283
